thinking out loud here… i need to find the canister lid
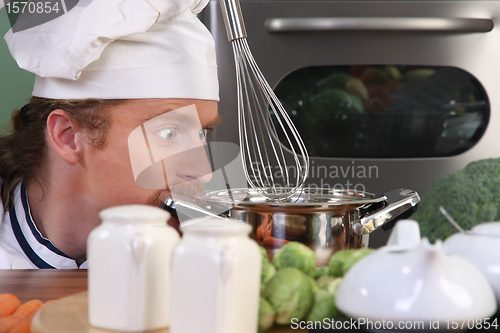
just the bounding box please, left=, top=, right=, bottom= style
left=99, top=205, right=170, bottom=224
left=180, top=217, right=252, bottom=235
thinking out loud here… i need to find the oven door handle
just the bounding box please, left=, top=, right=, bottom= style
left=264, top=17, right=493, bottom=33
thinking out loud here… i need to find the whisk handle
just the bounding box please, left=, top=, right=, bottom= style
left=219, top=0, right=247, bottom=41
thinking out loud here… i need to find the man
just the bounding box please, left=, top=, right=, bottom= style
left=0, top=0, right=220, bottom=268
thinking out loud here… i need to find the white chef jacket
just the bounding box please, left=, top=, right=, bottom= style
left=0, top=182, right=88, bottom=269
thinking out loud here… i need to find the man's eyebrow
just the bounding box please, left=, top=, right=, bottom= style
left=204, top=115, right=222, bottom=128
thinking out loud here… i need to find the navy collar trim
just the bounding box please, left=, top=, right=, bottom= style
left=9, top=201, right=55, bottom=269
left=20, top=183, right=73, bottom=259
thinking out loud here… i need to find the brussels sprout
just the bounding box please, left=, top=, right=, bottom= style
left=304, top=274, right=319, bottom=294
left=345, top=77, right=369, bottom=101
left=260, top=246, right=270, bottom=262
left=384, top=66, right=403, bottom=82
left=342, top=248, right=374, bottom=274
left=316, top=72, right=353, bottom=91
left=261, top=262, right=276, bottom=294
left=403, top=68, right=435, bottom=84
left=272, top=242, right=316, bottom=276
left=360, top=67, right=391, bottom=86
left=313, top=266, right=329, bottom=279
left=263, top=267, right=314, bottom=324
left=316, top=275, right=337, bottom=290
left=258, top=297, right=276, bottom=333
left=326, top=277, right=343, bottom=296
left=328, top=249, right=356, bottom=277
left=260, top=246, right=277, bottom=293
left=328, top=248, right=374, bottom=277
left=309, top=88, right=364, bottom=116
left=306, top=289, right=340, bottom=322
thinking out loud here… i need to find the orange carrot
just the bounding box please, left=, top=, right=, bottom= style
left=5, top=319, right=30, bottom=333
left=256, top=223, right=265, bottom=240
left=263, top=236, right=289, bottom=247
left=257, top=215, right=271, bottom=240
left=257, top=223, right=271, bottom=240
left=263, top=219, right=273, bottom=238
left=0, top=299, right=42, bottom=333
left=7, top=300, right=53, bottom=333
left=0, top=295, right=21, bottom=318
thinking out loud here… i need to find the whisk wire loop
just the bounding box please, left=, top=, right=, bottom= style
left=230, top=35, right=309, bottom=201
left=241, top=40, right=309, bottom=182
left=235, top=41, right=288, bottom=195
left=240, top=45, right=290, bottom=193
left=242, top=43, right=293, bottom=187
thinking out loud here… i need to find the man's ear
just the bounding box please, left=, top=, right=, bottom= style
left=47, top=109, right=83, bottom=164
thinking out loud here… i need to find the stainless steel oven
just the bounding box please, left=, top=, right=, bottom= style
left=199, top=0, right=500, bottom=246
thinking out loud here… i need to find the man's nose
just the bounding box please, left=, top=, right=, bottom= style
left=175, top=144, right=213, bottom=185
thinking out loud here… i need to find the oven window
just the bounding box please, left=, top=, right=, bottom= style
left=274, top=65, right=490, bottom=158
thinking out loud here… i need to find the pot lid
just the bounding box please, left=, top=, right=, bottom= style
left=470, top=222, right=500, bottom=237
left=194, top=187, right=386, bottom=208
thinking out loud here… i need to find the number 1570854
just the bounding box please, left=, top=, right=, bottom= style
left=446, top=318, right=498, bottom=330
left=5, top=1, right=60, bottom=14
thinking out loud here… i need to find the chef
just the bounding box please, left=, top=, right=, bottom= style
left=0, top=0, right=220, bottom=269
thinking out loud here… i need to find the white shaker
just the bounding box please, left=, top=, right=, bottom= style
left=170, top=218, right=261, bottom=333
left=87, top=205, right=180, bottom=332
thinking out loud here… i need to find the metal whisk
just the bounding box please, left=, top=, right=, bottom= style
left=219, top=0, right=310, bottom=201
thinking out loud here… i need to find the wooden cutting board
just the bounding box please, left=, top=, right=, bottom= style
left=31, top=292, right=304, bottom=333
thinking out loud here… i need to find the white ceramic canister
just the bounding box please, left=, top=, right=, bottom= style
left=170, top=217, right=261, bottom=333
left=443, top=222, right=500, bottom=304
left=87, top=205, right=180, bottom=332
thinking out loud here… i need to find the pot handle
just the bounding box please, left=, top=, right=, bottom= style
left=352, top=188, right=420, bottom=235
left=162, top=197, right=231, bottom=221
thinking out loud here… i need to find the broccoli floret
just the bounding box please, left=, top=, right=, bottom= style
left=412, top=157, right=500, bottom=242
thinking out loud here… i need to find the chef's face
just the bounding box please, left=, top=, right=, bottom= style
left=84, top=98, right=220, bottom=210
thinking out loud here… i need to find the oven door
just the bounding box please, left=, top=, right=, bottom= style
left=200, top=1, right=500, bottom=245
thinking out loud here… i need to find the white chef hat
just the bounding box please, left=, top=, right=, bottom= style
left=4, top=0, right=219, bottom=101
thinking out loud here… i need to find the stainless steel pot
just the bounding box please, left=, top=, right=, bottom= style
left=166, top=188, right=420, bottom=266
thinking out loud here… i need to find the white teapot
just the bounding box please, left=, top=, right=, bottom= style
left=335, top=220, right=497, bottom=330
left=443, top=222, right=500, bottom=304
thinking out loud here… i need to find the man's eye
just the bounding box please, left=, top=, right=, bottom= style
left=158, top=128, right=176, bottom=140
left=199, top=129, right=208, bottom=141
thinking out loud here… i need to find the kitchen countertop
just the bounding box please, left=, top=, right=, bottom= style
left=1, top=270, right=497, bottom=333
left=0, top=269, right=88, bottom=303
left=0, top=270, right=303, bottom=333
